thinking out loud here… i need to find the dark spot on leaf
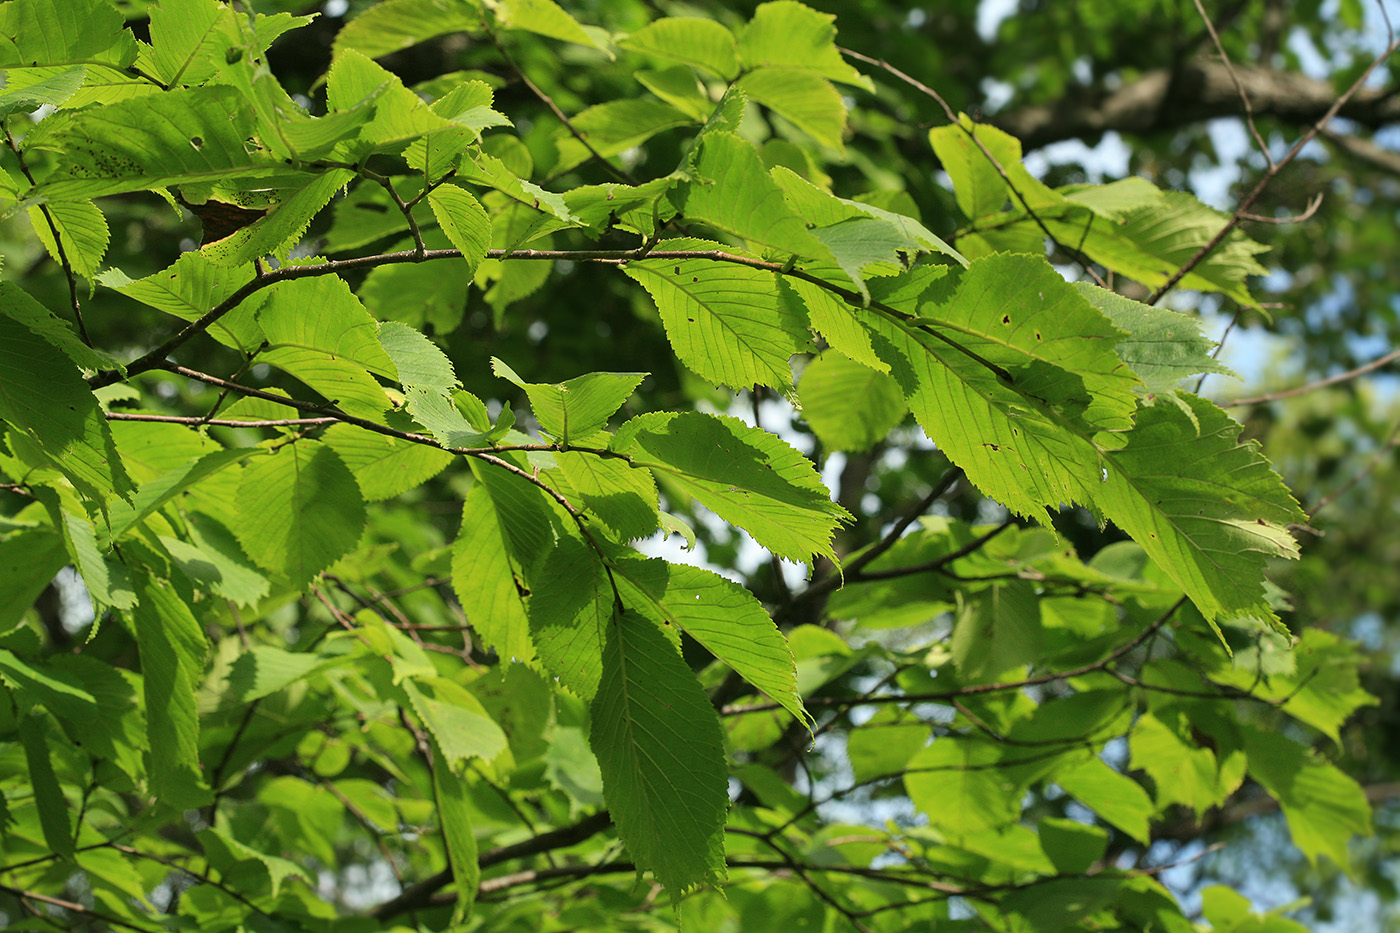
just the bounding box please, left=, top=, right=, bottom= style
left=190, top=136, right=204, bottom=149
left=1035, top=332, right=1042, bottom=341
left=226, top=47, right=243, bottom=64
left=692, top=276, right=698, bottom=282
left=1001, top=314, right=1011, bottom=324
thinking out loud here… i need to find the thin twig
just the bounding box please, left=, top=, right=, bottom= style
left=1191, top=0, right=1272, bottom=166
left=1147, top=31, right=1400, bottom=305
left=1225, top=347, right=1400, bottom=407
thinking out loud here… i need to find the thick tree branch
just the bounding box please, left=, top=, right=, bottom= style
left=995, top=60, right=1400, bottom=152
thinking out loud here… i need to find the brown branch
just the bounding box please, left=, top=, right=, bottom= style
left=1319, top=126, right=1400, bottom=175
left=1146, top=35, right=1400, bottom=304
left=1190, top=0, right=1271, bottom=166
left=105, top=412, right=341, bottom=428
left=1225, top=347, right=1400, bottom=407
left=0, top=881, right=160, bottom=933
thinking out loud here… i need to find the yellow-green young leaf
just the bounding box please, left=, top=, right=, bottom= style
left=428, top=184, right=491, bottom=273
left=798, top=352, right=905, bottom=452
left=737, top=67, right=845, bottom=152
left=19, top=710, right=73, bottom=858
left=590, top=611, right=728, bottom=893
left=634, top=66, right=712, bottom=120
left=233, top=441, right=367, bottom=590
left=98, top=252, right=263, bottom=352
left=1053, top=757, right=1153, bottom=845
left=402, top=678, right=508, bottom=771
left=785, top=278, right=889, bottom=373
left=130, top=568, right=211, bottom=810
left=323, top=422, right=453, bottom=502
left=1046, top=191, right=1269, bottom=307
left=23, top=85, right=302, bottom=202
left=0, top=65, right=87, bottom=117
left=27, top=199, right=109, bottom=280
left=495, top=0, right=610, bottom=52
left=950, top=580, right=1042, bottom=683
left=677, top=134, right=837, bottom=267
left=619, top=17, right=739, bottom=79
left=847, top=710, right=929, bottom=784
left=611, top=411, right=850, bottom=564
left=452, top=484, right=535, bottom=663
left=906, top=739, right=1022, bottom=835
left=491, top=358, right=646, bottom=442
left=613, top=557, right=809, bottom=726
left=621, top=239, right=810, bottom=389
left=377, top=320, right=493, bottom=446
left=928, top=117, right=1062, bottom=222
left=143, top=0, right=241, bottom=88
left=203, top=169, right=355, bottom=266
left=551, top=98, right=694, bottom=175
left=736, top=1, right=872, bottom=90
left=0, top=0, right=137, bottom=69
left=324, top=50, right=458, bottom=158
left=257, top=275, right=396, bottom=420
left=332, top=0, right=481, bottom=59
left=431, top=746, right=479, bottom=923
left=1074, top=283, right=1236, bottom=392
left=1097, top=394, right=1304, bottom=626
left=0, top=314, right=134, bottom=502
left=1242, top=726, right=1371, bottom=866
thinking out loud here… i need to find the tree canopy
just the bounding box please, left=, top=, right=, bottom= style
left=0, top=0, right=1397, bottom=930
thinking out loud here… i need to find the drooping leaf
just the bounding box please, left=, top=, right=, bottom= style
left=590, top=610, right=728, bottom=893
left=98, top=251, right=262, bottom=351
left=27, top=199, right=109, bottom=280
left=737, top=67, right=846, bottom=151
left=950, top=580, right=1042, bottom=682
left=614, top=557, right=809, bottom=725
left=323, top=422, right=453, bottom=501
left=402, top=677, right=509, bottom=771
left=1242, top=726, right=1371, bottom=866
left=129, top=566, right=211, bottom=810
left=736, top=1, right=873, bottom=90
left=427, top=183, right=492, bottom=274
left=332, top=0, right=482, bottom=59
left=611, top=410, right=849, bottom=563
left=20, top=710, right=73, bottom=857
left=1053, top=757, right=1154, bottom=845
left=1074, top=283, right=1237, bottom=392
left=431, top=747, right=480, bottom=923
left=451, top=483, right=535, bottom=663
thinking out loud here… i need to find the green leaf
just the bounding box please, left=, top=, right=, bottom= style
left=98, top=251, right=262, bottom=351
left=452, top=484, right=535, bottom=663
left=737, top=67, right=845, bottom=152
left=590, top=610, right=728, bottom=893
left=634, top=66, right=712, bottom=121
left=736, top=2, right=873, bottom=90
left=1129, top=711, right=1228, bottom=812
left=0, top=281, right=123, bottom=374
left=611, top=411, right=849, bottom=563
left=1053, top=757, right=1153, bottom=845
left=1243, top=726, right=1371, bottom=866
left=427, top=183, right=492, bottom=274
left=19, top=710, right=73, bottom=858
left=621, top=239, right=811, bottom=389
left=202, top=169, right=355, bottom=266
left=324, top=49, right=459, bottom=159
left=431, top=749, right=480, bottom=922
left=950, top=580, right=1042, bottom=682
left=615, top=558, right=809, bottom=725
left=143, top=0, right=242, bottom=89
left=171, top=513, right=270, bottom=607
left=323, top=422, right=453, bottom=501
left=1038, top=818, right=1108, bottom=875
left=108, top=446, right=258, bottom=540
left=495, top=0, right=611, bottom=54
left=332, top=0, right=482, bottom=59
left=130, top=567, right=211, bottom=810
left=619, top=17, right=739, bottom=80
left=928, top=117, right=1061, bottom=222
left=1074, top=283, right=1236, bottom=392
left=0, top=0, right=137, bottom=69
left=402, top=677, right=508, bottom=771
left=49, top=486, right=135, bottom=610
left=846, top=710, right=928, bottom=783
left=528, top=532, right=612, bottom=699
left=198, top=828, right=308, bottom=899
left=0, top=65, right=87, bottom=117
left=906, top=739, right=1022, bottom=835
left=675, top=133, right=835, bottom=265
left=0, top=314, right=134, bottom=501
left=257, top=275, right=396, bottom=420
left=550, top=450, right=659, bottom=541
left=233, top=441, right=367, bottom=590
left=1097, top=394, right=1305, bottom=624
left=27, top=199, right=109, bottom=280
left=798, top=352, right=905, bottom=452
left=551, top=98, right=694, bottom=175
left=492, top=358, right=646, bottom=442
left=0, top=528, right=67, bottom=630
left=24, top=86, right=302, bottom=201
